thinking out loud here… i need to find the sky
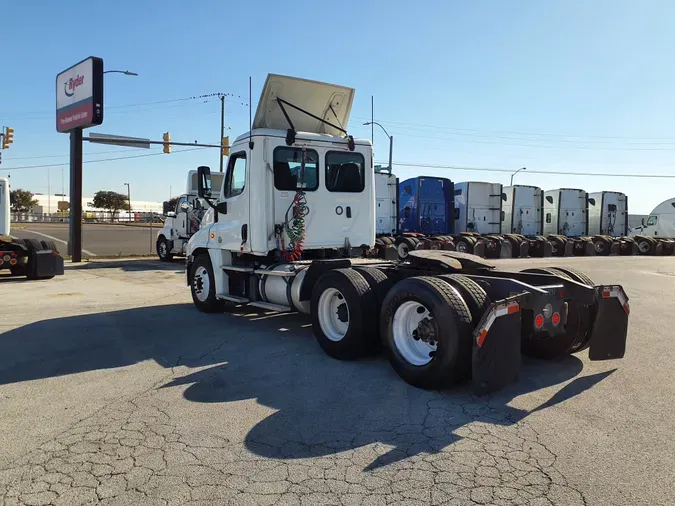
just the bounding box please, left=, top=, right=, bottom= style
left=1, top=0, right=675, bottom=214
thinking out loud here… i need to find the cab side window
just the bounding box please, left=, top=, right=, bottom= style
left=225, top=152, right=247, bottom=198
left=325, top=151, right=365, bottom=193
left=273, top=147, right=319, bottom=191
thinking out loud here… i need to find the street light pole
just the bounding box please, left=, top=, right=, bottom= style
left=124, top=183, right=131, bottom=222
left=363, top=121, right=393, bottom=172
left=219, top=95, right=225, bottom=173
left=510, top=167, right=527, bottom=186
left=103, top=70, right=139, bottom=76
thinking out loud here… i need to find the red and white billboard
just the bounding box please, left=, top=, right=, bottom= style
left=56, top=57, right=104, bottom=133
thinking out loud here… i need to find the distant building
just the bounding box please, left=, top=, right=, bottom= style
left=22, top=194, right=163, bottom=222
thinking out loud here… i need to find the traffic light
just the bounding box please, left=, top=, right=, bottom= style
left=2, top=127, right=14, bottom=149
left=221, top=136, right=230, bottom=157
left=162, top=132, right=171, bottom=154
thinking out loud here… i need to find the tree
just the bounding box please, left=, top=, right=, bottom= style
left=166, top=196, right=180, bottom=212
left=90, top=191, right=130, bottom=222
left=9, top=189, right=38, bottom=213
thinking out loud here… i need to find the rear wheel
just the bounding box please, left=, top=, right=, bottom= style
left=437, top=274, right=491, bottom=328
left=636, top=237, right=655, bottom=255
left=520, top=267, right=591, bottom=359
left=395, top=236, right=418, bottom=259
left=311, top=268, right=378, bottom=360
left=380, top=276, right=473, bottom=389
left=592, top=237, right=611, bottom=256
left=454, top=236, right=474, bottom=254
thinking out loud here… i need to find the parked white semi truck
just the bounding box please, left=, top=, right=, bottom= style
left=183, top=73, right=630, bottom=393
left=156, top=170, right=225, bottom=261
left=0, top=177, right=64, bottom=280
left=628, top=197, right=675, bottom=254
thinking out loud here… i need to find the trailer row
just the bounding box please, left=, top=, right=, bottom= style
left=371, top=170, right=675, bottom=260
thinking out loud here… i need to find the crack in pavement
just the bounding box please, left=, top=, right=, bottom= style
left=0, top=386, right=588, bottom=506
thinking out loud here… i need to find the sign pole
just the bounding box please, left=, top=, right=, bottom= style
left=69, top=127, right=83, bottom=262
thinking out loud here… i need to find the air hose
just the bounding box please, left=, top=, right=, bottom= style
left=282, top=191, right=309, bottom=262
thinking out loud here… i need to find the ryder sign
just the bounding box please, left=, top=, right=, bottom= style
left=56, top=57, right=103, bottom=133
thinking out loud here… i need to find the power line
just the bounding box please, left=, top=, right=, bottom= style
left=385, top=161, right=675, bottom=179
left=3, top=147, right=210, bottom=171
left=354, top=116, right=675, bottom=142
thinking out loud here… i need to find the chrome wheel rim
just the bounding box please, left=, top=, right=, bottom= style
left=318, top=287, right=349, bottom=341
left=392, top=301, right=437, bottom=366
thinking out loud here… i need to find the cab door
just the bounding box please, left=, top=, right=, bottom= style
left=174, top=196, right=189, bottom=238
left=212, top=150, right=250, bottom=252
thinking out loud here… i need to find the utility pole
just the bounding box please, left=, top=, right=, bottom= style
left=219, top=95, right=225, bottom=173
left=124, top=183, right=131, bottom=222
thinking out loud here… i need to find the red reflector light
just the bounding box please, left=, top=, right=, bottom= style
left=507, top=303, right=520, bottom=314
left=602, top=291, right=611, bottom=298
left=477, top=329, right=487, bottom=347
left=534, top=314, right=545, bottom=329
left=552, top=312, right=560, bottom=325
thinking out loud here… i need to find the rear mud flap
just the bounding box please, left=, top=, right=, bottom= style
left=588, top=285, right=630, bottom=361
left=529, top=239, right=552, bottom=257
left=518, top=241, right=530, bottom=258
left=472, top=299, right=522, bottom=396
left=499, top=240, right=513, bottom=259
left=609, top=242, right=620, bottom=255
left=29, top=250, right=64, bottom=278
left=473, top=241, right=486, bottom=258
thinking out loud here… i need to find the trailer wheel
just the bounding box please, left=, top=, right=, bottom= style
left=190, top=253, right=226, bottom=313
left=437, top=274, right=491, bottom=328
left=395, top=236, right=417, bottom=259
left=311, top=268, right=378, bottom=360
left=157, top=236, right=174, bottom=262
left=381, top=276, right=473, bottom=389
left=519, top=267, right=590, bottom=359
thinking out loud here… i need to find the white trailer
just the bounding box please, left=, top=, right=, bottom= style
left=156, top=170, right=225, bottom=261
left=183, top=73, right=630, bottom=394
left=588, top=191, right=628, bottom=236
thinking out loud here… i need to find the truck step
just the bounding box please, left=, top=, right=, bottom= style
left=216, top=293, right=250, bottom=303
left=220, top=265, right=255, bottom=273
left=249, top=301, right=293, bottom=312
left=253, top=268, right=295, bottom=277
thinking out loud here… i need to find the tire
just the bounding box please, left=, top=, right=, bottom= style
left=380, top=276, right=473, bottom=389
left=40, top=240, right=59, bottom=253
left=375, top=238, right=385, bottom=247
left=382, top=236, right=395, bottom=245
left=454, top=236, right=474, bottom=254
left=311, top=268, right=379, bottom=360
left=190, top=253, right=226, bottom=313
left=157, top=236, right=174, bottom=262
left=546, top=267, right=595, bottom=352
left=437, top=274, right=491, bottom=328
left=519, top=267, right=591, bottom=359
left=636, top=237, right=654, bottom=255
left=395, top=236, right=417, bottom=259
left=592, top=237, right=611, bottom=256
left=548, top=236, right=566, bottom=256
left=353, top=266, right=395, bottom=349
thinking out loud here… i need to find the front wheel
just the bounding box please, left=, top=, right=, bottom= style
left=157, top=236, right=174, bottom=262
left=190, top=254, right=225, bottom=313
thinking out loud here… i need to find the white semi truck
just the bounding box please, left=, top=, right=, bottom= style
left=156, top=170, right=225, bottom=261
left=628, top=197, right=675, bottom=254
left=182, top=73, right=630, bottom=393
left=501, top=185, right=552, bottom=258
left=0, top=177, right=64, bottom=279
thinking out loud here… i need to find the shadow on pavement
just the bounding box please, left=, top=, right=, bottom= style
left=1, top=303, right=616, bottom=470
left=66, top=258, right=185, bottom=273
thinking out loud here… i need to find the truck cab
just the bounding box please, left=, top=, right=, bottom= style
left=156, top=171, right=224, bottom=261
left=629, top=198, right=675, bottom=239
left=544, top=188, right=588, bottom=237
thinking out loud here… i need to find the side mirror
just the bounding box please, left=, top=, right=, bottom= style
left=162, top=201, right=170, bottom=215
left=216, top=201, right=228, bottom=215
left=641, top=218, right=646, bottom=227
left=588, top=198, right=596, bottom=206
left=501, top=193, right=507, bottom=201
left=180, top=201, right=192, bottom=211
left=197, top=166, right=212, bottom=198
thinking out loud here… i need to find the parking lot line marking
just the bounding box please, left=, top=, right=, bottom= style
left=16, top=229, right=97, bottom=257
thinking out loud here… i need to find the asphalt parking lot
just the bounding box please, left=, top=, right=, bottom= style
left=1, top=256, right=674, bottom=506
left=12, top=223, right=159, bottom=257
